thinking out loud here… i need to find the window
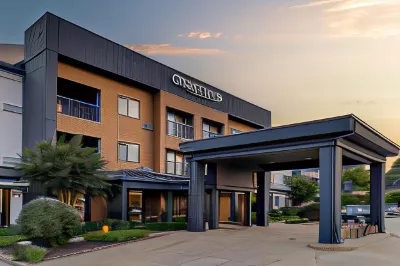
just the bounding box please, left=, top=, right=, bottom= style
left=166, top=150, right=186, bottom=175
left=202, top=120, right=223, bottom=139
left=3, top=103, right=22, bottom=114
left=231, top=128, right=242, bottom=134
left=118, top=96, right=139, bottom=119
left=274, top=196, right=280, bottom=207
left=167, top=110, right=194, bottom=140
left=118, top=142, right=140, bottom=162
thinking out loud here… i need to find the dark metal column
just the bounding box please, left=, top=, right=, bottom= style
left=187, top=160, right=205, bottom=232
left=319, top=146, right=342, bottom=244
left=370, top=162, right=386, bottom=233
left=209, top=189, right=219, bottom=229
left=167, top=191, right=173, bottom=222
left=244, top=192, right=252, bottom=226
left=230, top=192, right=236, bottom=222
left=256, top=172, right=271, bottom=226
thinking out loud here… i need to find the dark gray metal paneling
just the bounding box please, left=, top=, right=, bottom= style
left=107, top=192, right=123, bottom=220
left=319, top=146, right=342, bottom=244
left=50, top=13, right=270, bottom=127
left=181, top=115, right=354, bottom=153
left=370, top=162, right=385, bottom=233
left=24, top=14, right=47, bottom=62
left=187, top=161, right=205, bottom=232
left=256, top=172, right=270, bottom=226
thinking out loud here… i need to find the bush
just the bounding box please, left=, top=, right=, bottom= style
left=285, top=218, right=309, bottom=224
left=0, top=225, right=22, bottom=236
left=17, top=198, right=81, bottom=247
left=298, top=203, right=320, bottom=221
left=173, top=215, right=186, bottom=222
left=251, top=212, right=257, bottom=225
left=129, top=221, right=143, bottom=229
left=144, top=222, right=186, bottom=231
left=0, top=236, right=27, bottom=247
left=268, top=215, right=300, bottom=223
left=12, top=244, right=47, bottom=263
left=83, top=230, right=150, bottom=242
left=280, top=207, right=300, bottom=217
left=83, top=222, right=99, bottom=233
left=99, top=219, right=132, bottom=231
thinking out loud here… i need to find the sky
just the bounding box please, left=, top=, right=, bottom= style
left=0, top=0, right=399, bottom=169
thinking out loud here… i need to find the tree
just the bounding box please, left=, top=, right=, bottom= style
left=342, top=166, right=370, bottom=191
left=385, top=191, right=400, bottom=203
left=285, top=175, right=319, bottom=205
left=386, top=158, right=400, bottom=186
left=16, top=135, right=113, bottom=206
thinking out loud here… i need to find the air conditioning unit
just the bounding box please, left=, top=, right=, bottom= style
left=142, top=123, right=153, bottom=131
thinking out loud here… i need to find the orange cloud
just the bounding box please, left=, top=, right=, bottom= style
left=292, top=0, right=400, bottom=38
left=125, top=44, right=224, bottom=55
left=187, top=32, right=223, bottom=39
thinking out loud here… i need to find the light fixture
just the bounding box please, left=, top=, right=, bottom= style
left=305, top=157, right=313, bottom=160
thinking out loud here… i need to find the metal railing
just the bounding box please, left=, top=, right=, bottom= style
left=167, top=121, right=194, bottom=140
left=202, top=130, right=223, bottom=139
left=57, top=96, right=100, bottom=122
left=166, top=161, right=188, bottom=176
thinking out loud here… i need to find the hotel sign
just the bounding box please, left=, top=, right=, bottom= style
left=172, top=74, right=223, bottom=102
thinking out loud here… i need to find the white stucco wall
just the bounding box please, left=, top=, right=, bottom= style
left=0, top=69, right=23, bottom=167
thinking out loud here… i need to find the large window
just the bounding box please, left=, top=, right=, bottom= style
left=118, top=96, right=140, bottom=119
left=166, top=150, right=186, bottom=175
left=230, top=128, right=242, bottom=134
left=167, top=110, right=194, bottom=140
left=128, top=190, right=142, bottom=222
left=118, top=142, right=140, bottom=162
left=202, top=120, right=223, bottom=139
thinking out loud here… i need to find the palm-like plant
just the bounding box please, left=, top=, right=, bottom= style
left=16, top=135, right=113, bottom=206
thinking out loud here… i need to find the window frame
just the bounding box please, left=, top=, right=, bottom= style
left=118, top=95, right=140, bottom=119
left=166, top=149, right=186, bottom=176
left=118, top=142, right=140, bottom=163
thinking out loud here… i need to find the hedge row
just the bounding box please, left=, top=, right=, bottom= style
left=285, top=218, right=309, bottom=224
left=83, top=230, right=150, bottom=242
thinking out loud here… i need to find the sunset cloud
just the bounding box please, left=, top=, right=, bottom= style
left=292, top=0, right=400, bottom=38
left=125, top=44, right=224, bottom=55
left=186, top=32, right=223, bottom=39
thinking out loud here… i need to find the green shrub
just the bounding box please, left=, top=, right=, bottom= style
left=268, top=215, right=300, bottom=223
left=83, top=230, right=150, bottom=242
left=17, top=198, right=81, bottom=246
left=0, top=225, right=22, bottom=236
left=129, top=221, right=143, bottom=229
left=280, top=207, right=300, bottom=217
left=83, top=222, right=99, bottom=233
left=251, top=212, right=257, bottom=225
left=0, top=236, right=27, bottom=247
left=114, top=221, right=131, bottom=230
left=285, top=218, right=309, bottom=224
left=144, top=222, right=186, bottom=231
left=172, top=215, right=186, bottom=222
left=298, top=203, right=320, bottom=221
left=12, top=244, right=47, bottom=263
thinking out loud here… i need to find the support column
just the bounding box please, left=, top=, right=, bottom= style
left=187, top=160, right=205, bottom=232
left=244, top=192, right=252, bottom=226
left=167, top=191, right=173, bottom=222
left=319, top=146, right=342, bottom=244
left=230, top=192, right=236, bottom=222
left=370, top=162, right=386, bottom=233
left=256, top=172, right=271, bottom=226
left=209, top=189, right=219, bottom=229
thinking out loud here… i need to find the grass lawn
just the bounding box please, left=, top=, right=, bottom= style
left=83, top=229, right=150, bottom=242
left=0, top=236, right=27, bottom=247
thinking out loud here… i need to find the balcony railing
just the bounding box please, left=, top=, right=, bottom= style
left=167, top=121, right=194, bottom=140
left=166, top=161, right=188, bottom=176
left=57, top=96, right=100, bottom=122
left=202, top=130, right=223, bottom=139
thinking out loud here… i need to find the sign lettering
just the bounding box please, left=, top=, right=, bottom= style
left=172, top=74, right=223, bottom=102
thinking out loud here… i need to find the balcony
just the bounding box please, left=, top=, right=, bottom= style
left=167, top=121, right=194, bottom=140
left=57, top=96, right=100, bottom=122
left=202, top=130, right=223, bottom=139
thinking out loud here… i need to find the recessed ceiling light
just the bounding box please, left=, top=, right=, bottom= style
left=305, top=157, right=313, bottom=160
left=269, top=161, right=275, bottom=164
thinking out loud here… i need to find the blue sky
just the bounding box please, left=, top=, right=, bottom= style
left=1, top=0, right=400, bottom=167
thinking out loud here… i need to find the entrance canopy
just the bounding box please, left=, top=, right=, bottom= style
left=180, top=115, right=400, bottom=244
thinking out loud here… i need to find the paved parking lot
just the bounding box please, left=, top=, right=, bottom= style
left=35, top=219, right=400, bottom=266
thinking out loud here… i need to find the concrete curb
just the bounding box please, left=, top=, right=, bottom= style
left=0, top=232, right=174, bottom=265
left=307, top=244, right=358, bottom=251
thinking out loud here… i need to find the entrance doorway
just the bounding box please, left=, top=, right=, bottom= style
left=219, top=191, right=246, bottom=225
